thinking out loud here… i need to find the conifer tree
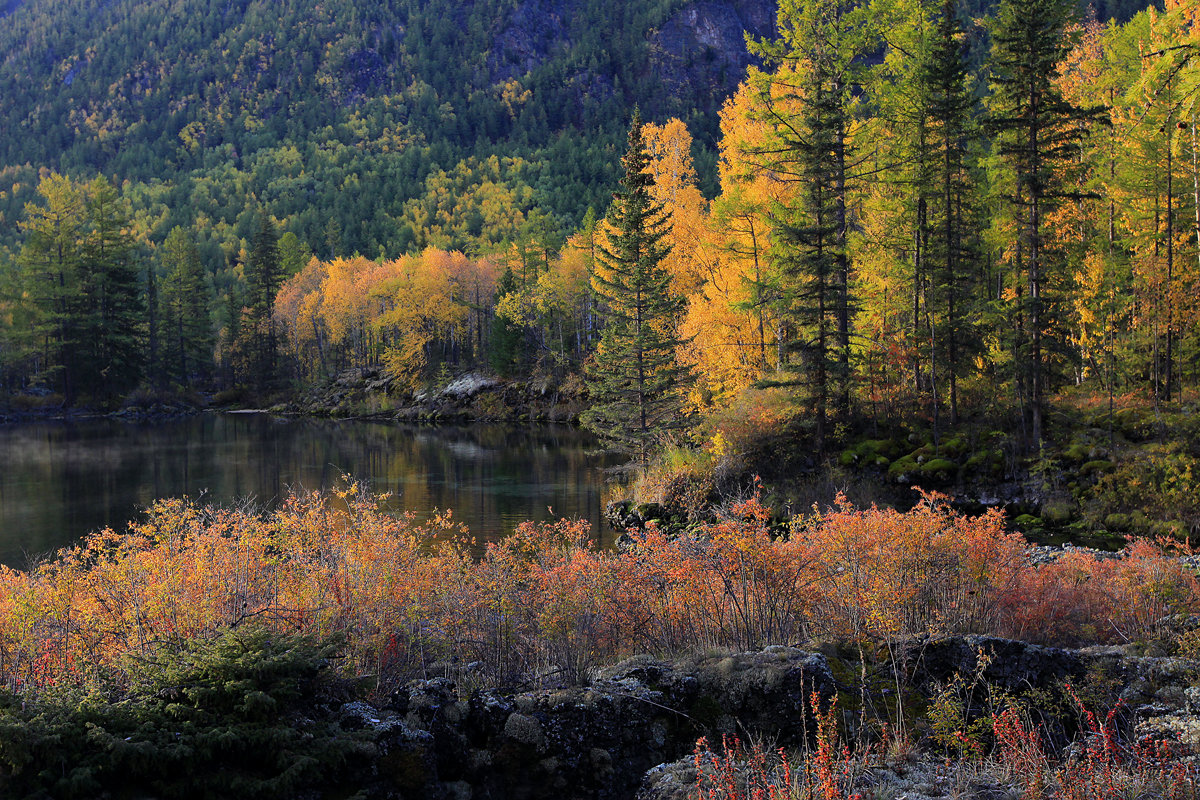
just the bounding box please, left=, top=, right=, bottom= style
left=582, top=112, right=691, bottom=464
left=244, top=209, right=283, bottom=391
left=18, top=174, right=87, bottom=403
left=159, top=226, right=214, bottom=385
left=745, top=0, right=874, bottom=448
left=18, top=174, right=142, bottom=403
left=489, top=267, right=528, bottom=377
left=80, top=176, right=143, bottom=399
left=988, top=0, right=1103, bottom=448
left=918, top=0, right=980, bottom=428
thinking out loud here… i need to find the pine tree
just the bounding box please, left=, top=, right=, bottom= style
left=489, top=267, right=528, bottom=377
left=746, top=0, right=874, bottom=447
left=17, top=174, right=87, bottom=403
left=582, top=112, right=691, bottom=464
left=17, top=174, right=143, bottom=403
left=80, top=176, right=143, bottom=399
left=766, top=59, right=844, bottom=453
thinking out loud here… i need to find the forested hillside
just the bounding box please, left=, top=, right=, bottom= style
left=0, top=0, right=778, bottom=257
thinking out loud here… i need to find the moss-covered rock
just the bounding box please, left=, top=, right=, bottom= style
left=939, top=436, right=969, bottom=458
left=888, top=455, right=919, bottom=484
left=1103, top=513, right=1131, bottom=532
left=1041, top=500, right=1075, bottom=525
left=919, top=458, right=958, bottom=482
left=1080, top=459, right=1115, bottom=477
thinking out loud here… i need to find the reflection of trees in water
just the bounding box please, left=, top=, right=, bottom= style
left=0, top=416, right=616, bottom=566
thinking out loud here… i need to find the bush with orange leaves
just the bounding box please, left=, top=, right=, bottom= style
left=0, top=486, right=473, bottom=695
left=1, top=484, right=1198, bottom=696
left=1002, top=540, right=1200, bottom=646
left=624, top=491, right=815, bottom=652
left=796, top=493, right=1028, bottom=643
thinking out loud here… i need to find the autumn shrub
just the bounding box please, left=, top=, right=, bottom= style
left=796, top=493, right=1027, bottom=642
left=692, top=694, right=864, bottom=800
left=1001, top=541, right=1200, bottom=646
left=0, top=485, right=472, bottom=694
left=3, top=484, right=1200, bottom=696
left=455, top=517, right=644, bottom=687
left=624, top=492, right=815, bottom=652
left=985, top=695, right=1200, bottom=800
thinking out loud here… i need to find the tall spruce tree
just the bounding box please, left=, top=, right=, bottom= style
left=988, top=0, right=1101, bottom=447
left=244, top=209, right=283, bottom=392
left=582, top=112, right=691, bottom=464
left=918, top=0, right=980, bottom=429
left=766, top=60, right=844, bottom=453
left=17, top=174, right=142, bottom=403
left=80, top=176, right=143, bottom=399
left=159, top=226, right=214, bottom=385
left=746, top=0, right=874, bottom=447
left=18, top=174, right=87, bottom=403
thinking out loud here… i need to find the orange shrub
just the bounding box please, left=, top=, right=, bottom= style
left=624, top=492, right=815, bottom=652
left=1002, top=541, right=1200, bottom=646
left=797, top=492, right=1027, bottom=642
left=2, top=485, right=1198, bottom=695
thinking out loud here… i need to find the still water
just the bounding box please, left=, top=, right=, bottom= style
left=0, top=413, right=620, bottom=568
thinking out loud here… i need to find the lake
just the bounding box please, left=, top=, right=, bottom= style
left=0, top=413, right=621, bottom=568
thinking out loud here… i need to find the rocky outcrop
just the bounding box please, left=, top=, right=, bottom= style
left=899, top=635, right=1089, bottom=694
left=486, top=0, right=574, bottom=84
left=341, top=647, right=835, bottom=799
left=638, top=637, right=1200, bottom=800
left=484, top=0, right=774, bottom=122
left=649, top=0, right=775, bottom=103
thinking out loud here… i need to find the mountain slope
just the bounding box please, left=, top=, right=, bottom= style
left=0, top=0, right=773, bottom=258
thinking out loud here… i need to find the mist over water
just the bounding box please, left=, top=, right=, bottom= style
left=0, top=413, right=619, bottom=569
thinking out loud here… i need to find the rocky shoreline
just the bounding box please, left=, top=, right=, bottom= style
left=284, top=369, right=588, bottom=423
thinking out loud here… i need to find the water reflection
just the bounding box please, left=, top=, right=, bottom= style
left=0, top=413, right=620, bottom=568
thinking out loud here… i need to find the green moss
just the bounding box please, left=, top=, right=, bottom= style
left=865, top=438, right=904, bottom=460
left=910, top=444, right=934, bottom=463
left=940, top=436, right=968, bottom=458
left=920, top=458, right=958, bottom=480
left=1014, top=514, right=1042, bottom=529
left=843, top=439, right=905, bottom=468
left=964, top=449, right=1001, bottom=474
left=1064, top=442, right=1092, bottom=463
left=888, top=455, right=919, bottom=484
left=1080, top=460, right=1115, bottom=477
